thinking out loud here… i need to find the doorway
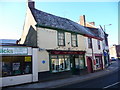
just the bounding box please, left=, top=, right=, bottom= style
left=87, top=57, right=93, bottom=73
left=70, top=55, right=80, bottom=75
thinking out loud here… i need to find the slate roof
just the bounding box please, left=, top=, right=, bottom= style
left=30, top=8, right=102, bottom=39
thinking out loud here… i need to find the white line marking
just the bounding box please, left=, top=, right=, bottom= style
left=103, top=82, right=120, bottom=88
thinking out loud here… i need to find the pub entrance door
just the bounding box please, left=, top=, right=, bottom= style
left=70, top=55, right=80, bottom=75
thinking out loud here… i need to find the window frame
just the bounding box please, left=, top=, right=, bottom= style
left=88, top=38, right=92, bottom=48
left=71, top=33, right=78, bottom=47
left=57, top=31, right=65, bottom=46
left=2, top=56, right=32, bottom=77
left=97, top=40, right=101, bottom=50
left=50, top=55, right=70, bottom=73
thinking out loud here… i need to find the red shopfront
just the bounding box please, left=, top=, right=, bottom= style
left=47, top=50, right=86, bottom=75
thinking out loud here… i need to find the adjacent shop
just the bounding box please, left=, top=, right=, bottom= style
left=94, top=54, right=103, bottom=70
left=0, top=45, right=38, bottom=87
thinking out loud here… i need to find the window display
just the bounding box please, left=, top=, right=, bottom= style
left=50, top=55, right=85, bottom=73
left=2, top=56, right=32, bottom=77
left=51, top=55, right=70, bottom=72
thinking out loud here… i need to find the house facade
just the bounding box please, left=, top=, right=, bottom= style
left=19, top=0, right=105, bottom=81
left=79, top=15, right=110, bottom=68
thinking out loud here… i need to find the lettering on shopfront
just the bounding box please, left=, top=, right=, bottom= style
left=49, top=51, right=86, bottom=55
left=0, top=47, right=28, bottom=55
left=0, top=48, right=13, bottom=54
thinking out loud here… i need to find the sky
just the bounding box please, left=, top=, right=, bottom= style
left=0, top=0, right=118, bottom=46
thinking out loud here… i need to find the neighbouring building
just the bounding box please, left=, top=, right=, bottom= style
left=0, top=41, right=38, bottom=87
left=79, top=15, right=110, bottom=67
left=109, top=44, right=120, bottom=59
left=19, top=0, right=105, bottom=81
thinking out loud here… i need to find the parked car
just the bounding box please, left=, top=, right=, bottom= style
left=111, top=57, right=116, bottom=61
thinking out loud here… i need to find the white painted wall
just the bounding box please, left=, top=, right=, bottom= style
left=37, top=50, right=50, bottom=72
left=32, top=48, right=38, bottom=82
left=2, top=74, right=32, bottom=87
left=0, top=78, right=2, bottom=88
left=37, top=27, right=86, bottom=51
left=20, top=7, right=37, bottom=44
left=92, top=39, right=103, bottom=54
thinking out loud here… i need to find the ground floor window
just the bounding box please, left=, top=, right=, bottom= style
left=50, top=54, right=85, bottom=73
left=2, top=56, right=32, bottom=77
left=75, top=55, right=85, bottom=69
left=51, top=55, right=70, bottom=72
left=95, top=56, right=102, bottom=69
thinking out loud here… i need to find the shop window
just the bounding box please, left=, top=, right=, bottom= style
left=51, top=56, right=58, bottom=72
left=2, top=56, right=32, bottom=77
left=75, top=55, right=85, bottom=69
left=58, top=31, right=65, bottom=46
left=71, top=34, right=78, bottom=47
left=64, top=55, right=70, bottom=70
left=51, top=55, right=70, bottom=73
left=79, top=55, right=85, bottom=69
left=95, top=57, right=100, bottom=69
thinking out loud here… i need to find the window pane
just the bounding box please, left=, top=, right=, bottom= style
left=58, top=56, right=64, bottom=71
left=64, top=55, right=70, bottom=70
left=72, top=34, right=77, bottom=47
left=79, top=55, right=85, bottom=69
left=2, top=56, right=32, bottom=77
left=58, top=32, right=65, bottom=46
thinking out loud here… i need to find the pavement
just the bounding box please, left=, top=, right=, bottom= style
left=3, top=60, right=120, bottom=89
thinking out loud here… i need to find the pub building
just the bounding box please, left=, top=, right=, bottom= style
left=19, top=0, right=104, bottom=81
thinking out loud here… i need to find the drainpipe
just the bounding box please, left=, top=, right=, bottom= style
left=91, top=39, right=94, bottom=72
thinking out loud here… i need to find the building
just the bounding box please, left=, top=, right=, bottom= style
left=0, top=40, right=38, bottom=87
left=79, top=15, right=110, bottom=67
left=19, top=0, right=105, bottom=81
left=109, top=44, right=120, bottom=59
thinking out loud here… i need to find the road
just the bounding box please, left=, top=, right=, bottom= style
left=57, top=60, right=120, bottom=88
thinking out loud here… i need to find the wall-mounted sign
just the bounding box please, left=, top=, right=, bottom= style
left=0, top=47, right=28, bottom=55
left=25, top=57, right=31, bottom=62
left=48, top=50, right=86, bottom=55
left=42, top=60, right=46, bottom=64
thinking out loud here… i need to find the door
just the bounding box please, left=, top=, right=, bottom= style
left=70, top=55, right=80, bottom=75
left=87, top=57, right=93, bottom=73
left=95, top=56, right=103, bottom=70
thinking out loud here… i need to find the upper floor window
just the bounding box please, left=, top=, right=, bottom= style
left=71, top=34, right=78, bottom=47
left=58, top=31, right=65, bottom=46
left=97, top=40, right=101, bottom=50
left=88, top=38, right=92, bottom=48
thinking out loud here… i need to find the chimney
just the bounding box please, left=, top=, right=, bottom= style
left=89, top=22, right=95, bottom=26
left=28, top=0, right=35, bottom=9
left=80, top=15, right=86, bottom=26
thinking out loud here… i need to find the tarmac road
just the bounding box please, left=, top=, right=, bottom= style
left=57, top=60, right=120, bottom=88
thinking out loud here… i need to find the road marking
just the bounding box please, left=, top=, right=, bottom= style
left=103, top=82, right=120, bottom=89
